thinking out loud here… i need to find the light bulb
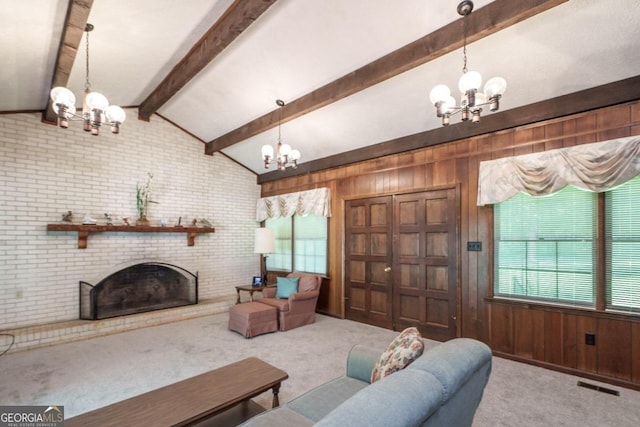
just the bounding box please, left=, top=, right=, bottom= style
left=85, top=92, right=109, bottom=111
left=484, top=77, right=507, bottom=98
left=50, top=87, right=76, bottom=108
left=261, top=145, right=274, bottom=159
left=429, top=84, right=451, bottom=105
left=105, top=105, right=126, bottom=123
left=444, top=96, right=457, bottom=112
left=458, top=71, right=482, bottom=93
left=279, top=143, right=291, bottom=156
left=474, top=92, right=487, bottom=106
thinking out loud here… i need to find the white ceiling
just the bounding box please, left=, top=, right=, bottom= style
left=2, top=0, right=640, bottom=175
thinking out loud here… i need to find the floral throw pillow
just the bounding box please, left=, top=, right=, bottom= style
left=370, top=327, right=424, bottom=383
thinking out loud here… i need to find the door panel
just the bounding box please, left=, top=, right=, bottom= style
left=393, top=189, right=458, bottom=340
left=345, top=196, right=393, bottom=329
left=345, top=188, right=458, bottom=340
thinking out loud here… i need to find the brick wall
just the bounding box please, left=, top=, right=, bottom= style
left=0, top=110, right=260, bottom=330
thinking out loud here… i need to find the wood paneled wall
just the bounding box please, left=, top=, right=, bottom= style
left=261, top=100, right=640, bottom=389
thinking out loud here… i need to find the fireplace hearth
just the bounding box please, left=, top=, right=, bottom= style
left=80, top=262, right=198, bottom=320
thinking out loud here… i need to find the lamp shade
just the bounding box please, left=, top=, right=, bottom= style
left=50, top=86, right=76, bottom=108
left=254, top=227, right=275, bottom=254
left=289, top=149, right=301, bottom=161
left=279, top=143, right=292, bottom=156
left=429, top=84, right=451, bottom=105
left=105, top=105, right=126, bottom=123
left=86, top=92, right=109, bottom=111
left=261, top=144, right=274, bottom=158
left=484, top=76, right=507, bottom=98
left=458, top=70, right=482, bottom=93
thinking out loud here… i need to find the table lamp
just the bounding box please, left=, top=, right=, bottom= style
left=254, top=227, right=275, bottom=286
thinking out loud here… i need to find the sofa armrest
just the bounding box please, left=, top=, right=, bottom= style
left=346, top=345, right=382, bottom=384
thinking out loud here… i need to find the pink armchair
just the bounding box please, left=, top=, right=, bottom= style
left=260, top=272, right=322, bottom=331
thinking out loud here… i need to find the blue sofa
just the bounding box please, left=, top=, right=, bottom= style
left=240, top=338, right=492, bottom=427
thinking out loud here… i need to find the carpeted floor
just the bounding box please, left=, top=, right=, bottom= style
left=1, top=313, right=638, bottom=426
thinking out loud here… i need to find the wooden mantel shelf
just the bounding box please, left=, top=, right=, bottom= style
left=46, top=224, right=215, bottom=249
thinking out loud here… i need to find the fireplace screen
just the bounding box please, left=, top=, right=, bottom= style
left=80, top=262, right=198, bottom=320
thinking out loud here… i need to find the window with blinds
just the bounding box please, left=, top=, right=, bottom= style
left=267, top=216, right=292, bottom=272
left=605, top=175, right=640, bottom=313
left=494, top=186, right=597, bottom=306
left=294, top=214, right=328, bottom=274
left=266, top=214, right=328, bottom=275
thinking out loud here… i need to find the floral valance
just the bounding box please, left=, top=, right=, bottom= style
left=256, top=187, right=331, bottom=221
left=477, top=135, right=640, bottom=206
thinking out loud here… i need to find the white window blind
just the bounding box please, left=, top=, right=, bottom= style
left=294, top=215, right=328, bottom=274
left=266, top=216, right=292, bottom=272
left=605, top=175, right=640, bottom=313
left=494, top=186, right=596, bottom=305
left=266, top=214, right=327, bottom=275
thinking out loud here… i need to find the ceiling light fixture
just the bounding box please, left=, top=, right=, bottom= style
left=429, top=1, right=506, bottom=126
left=49, top=24, right=126, bottom=135
left=261, top=99, right=300, bottom=170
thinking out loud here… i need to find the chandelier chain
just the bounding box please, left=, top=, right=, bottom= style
left=277, top=103, right=282, bottom=145
left=462, top=13, right=468, bottom=74
left=84, top=29, right=91, bottom=91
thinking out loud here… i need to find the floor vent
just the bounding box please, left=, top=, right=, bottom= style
left=577, top=381, right=620, bottom=396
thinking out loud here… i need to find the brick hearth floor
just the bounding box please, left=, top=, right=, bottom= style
left=0, top=296, right=235, bottom=354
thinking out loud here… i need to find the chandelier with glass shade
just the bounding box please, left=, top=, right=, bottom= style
left=261, top=99, right=301, bottom=170
left=429, top=1, right=506, bottom=126
left=49, top=24, right=126, bottom=135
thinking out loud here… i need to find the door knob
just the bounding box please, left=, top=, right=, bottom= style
left=384, top=267, right=391, bottom=272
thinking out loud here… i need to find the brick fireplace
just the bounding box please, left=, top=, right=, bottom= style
left=79, top=262, right=198, bottom=320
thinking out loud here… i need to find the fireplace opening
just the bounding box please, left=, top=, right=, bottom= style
left=79, top=262, right=198, bottom=320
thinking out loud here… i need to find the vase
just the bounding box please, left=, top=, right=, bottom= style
left=136, top=217, right=150, bottom=226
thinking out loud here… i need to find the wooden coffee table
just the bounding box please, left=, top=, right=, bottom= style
left=65, top=357, right=288, bottom=427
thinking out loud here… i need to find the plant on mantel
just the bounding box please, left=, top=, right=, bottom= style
left=136, top=172, right=158, bottom=226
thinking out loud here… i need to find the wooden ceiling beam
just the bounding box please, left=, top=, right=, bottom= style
left=257, top=75, right=640, bottom=184
left=205, top=0, right=567, bottom=155
left=42, top=0, right=93, bottom=125
left=137, top=0, right=278, bottom=121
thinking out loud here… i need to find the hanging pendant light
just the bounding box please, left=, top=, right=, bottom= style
left=261, top=99, right=301, bottom=170
left=429, top=1, right=506, bottom=126
left=49, top=24, right=126, bottom=135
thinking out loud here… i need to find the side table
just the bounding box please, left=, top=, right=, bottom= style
left=235, top=284, right=275, bottom=304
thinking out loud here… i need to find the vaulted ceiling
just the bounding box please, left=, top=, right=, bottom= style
left=2, top=0, right=640, bottom=182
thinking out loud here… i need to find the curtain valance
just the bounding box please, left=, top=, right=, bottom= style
left=256, top=187, right=331, bottom=221
left=477, top=136, right=640, bottom=206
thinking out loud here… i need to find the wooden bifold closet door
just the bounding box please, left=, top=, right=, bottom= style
left=345, top=188, right=458, bottom=341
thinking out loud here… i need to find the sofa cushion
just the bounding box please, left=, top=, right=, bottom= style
left=287, top=376, right=369, bottom=422
left=370, top=327, right=424, bottom=383
left=276, top=277, right=299, bottom=298
left=316, top=368, right=443, bottom=427
left=407, top=338, right=492, bottom=401
left=237, top=406, right=314, bottom=427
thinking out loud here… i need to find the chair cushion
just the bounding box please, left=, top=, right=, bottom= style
left=260, top=297, right=290, bottom=312
left=370, top=327, right=424, bottom=383
left=276, top=277, right=299, bottom=298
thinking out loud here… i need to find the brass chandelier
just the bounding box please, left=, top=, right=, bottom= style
left=261, top=99, right=301, bottom=170
left=429, top=1, right=506, bottom=126
left=49, top=24, right=126, bottom=135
